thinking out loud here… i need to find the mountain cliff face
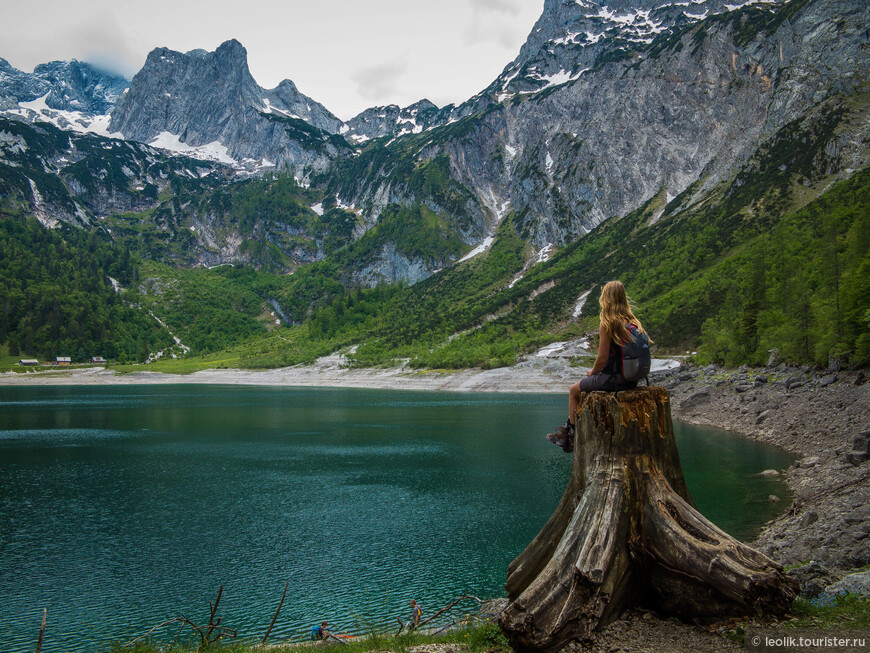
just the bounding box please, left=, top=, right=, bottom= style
left=326, top=0, right=869, bottom=275
left=0, top=43, right=351, bottom=172
left=487, top=0, right=763, bottom=97
left=109, top=39, right=348, bottom=172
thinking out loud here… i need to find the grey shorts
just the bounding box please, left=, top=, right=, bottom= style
left=579, top=373, right=636, bottom=392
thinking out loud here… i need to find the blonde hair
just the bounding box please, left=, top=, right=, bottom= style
left=598, top=280, right=646, bottom=344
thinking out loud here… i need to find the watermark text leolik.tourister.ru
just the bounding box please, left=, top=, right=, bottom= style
left=749, top=633, right=867, bottom=648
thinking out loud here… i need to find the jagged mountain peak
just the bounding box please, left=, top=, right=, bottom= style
left=216, top=37, right=246, bottom=54
left=139, top=40, right=254, bottom=85
left=272, top=78, right=300, bottom=93
left=109, top=39, right=346, bottom=170
left=474, top=0, right=786, bottom=100
left=148, top=38, right=247, bottom=62
left=343, top=98, right=444, bottom=142
left=0, top=57, right=128, bottom=115
left=407, top=99, right=439, bottom=112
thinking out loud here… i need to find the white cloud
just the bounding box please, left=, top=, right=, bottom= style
left=352, top=59, right=409, bottom=102
left=469, top=0, right=521, bottom=14
left=4, top=8, right=145, bottom=79
left=464, top=15, right=527, bottom=49
left=463, top=0, right=529, bottom=48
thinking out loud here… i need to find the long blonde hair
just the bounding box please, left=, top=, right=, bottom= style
left=599, top=280, right=646, bottom=344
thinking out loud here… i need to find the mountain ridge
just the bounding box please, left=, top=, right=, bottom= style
left=0, top=0, right=800, bottom=160
left=0, top=0, right=867, bottom=369
left=0, top=57, right=128, bottom=114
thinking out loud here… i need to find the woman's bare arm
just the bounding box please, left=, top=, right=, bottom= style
left=587, top=322, right=610, bottom=376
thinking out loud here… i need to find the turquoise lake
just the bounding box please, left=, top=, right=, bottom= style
left=0, top=385, right=794, bottom=652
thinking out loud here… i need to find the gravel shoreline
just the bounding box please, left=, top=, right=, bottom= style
left=660, top=362, right=870, bottom=578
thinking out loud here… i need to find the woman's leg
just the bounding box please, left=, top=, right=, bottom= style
left=568, top=382, right=582, bottom=426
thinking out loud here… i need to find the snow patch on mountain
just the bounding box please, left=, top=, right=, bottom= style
left=456, top=236, right=495, bottom=264
left=5, top=93, right=125, bottom=139
left=149, top=131, right=237, bottom=165
left=337, top=197, right=357, bottom=211
left=537, top=68, right=590, bottom=88
left=573, top=289, right=592, bottom=318
left=508, top=243, right=554, bottom=288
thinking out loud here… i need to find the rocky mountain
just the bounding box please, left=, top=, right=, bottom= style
left=323, top=0, right=869, bottom=285
left=344, top=99, right=443, bottom=142
left=0, top=58, right=128, bottom=138
left=1, top=0, right=867, bottom=290
left=0, top=58, right=128, bottom=114
left=483, top=0, right=771, bottom=99
left=0, top=41, right=351, bottom=172
left=0, top=116, right=228, bottom=229
left=109, top=39, right=349, bottom=172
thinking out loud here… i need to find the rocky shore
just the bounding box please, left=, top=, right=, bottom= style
left=658, top=361, right=869, bottom=589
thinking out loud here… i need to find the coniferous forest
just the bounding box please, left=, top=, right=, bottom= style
left=4, top=162, right=865, bottom=369
left=0, top=218, right=171, bottom=362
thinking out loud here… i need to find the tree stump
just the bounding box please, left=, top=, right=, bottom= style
left=498, top=386, right=798, bottom=652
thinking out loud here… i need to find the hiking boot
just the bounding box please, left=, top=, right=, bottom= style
left=546, top=421, right=575, bottom=453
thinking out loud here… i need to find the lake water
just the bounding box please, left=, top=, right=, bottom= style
left=0, top=385, right=794, bottom=652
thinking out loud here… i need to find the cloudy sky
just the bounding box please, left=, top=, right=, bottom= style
left=4, top=0, right=544, bottom=120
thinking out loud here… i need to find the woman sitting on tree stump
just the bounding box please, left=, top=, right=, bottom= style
left=547, top=280, right=649, bottom=453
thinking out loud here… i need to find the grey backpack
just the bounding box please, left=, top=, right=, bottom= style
left=620, top=324, right=651, bottom=383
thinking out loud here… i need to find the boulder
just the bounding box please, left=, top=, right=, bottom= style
left=824, top=570, right=870, bottom=598
left=786, top=378, right=806, bottom=390
left=787, top=561, right=837, bottom=597
left=799, top=511, right=819, bottom=528
left=766, top=349, right=780, bottom=368
left=845, top=450, right=870, bottom=466
left=680, top=390, right=711, bottom=411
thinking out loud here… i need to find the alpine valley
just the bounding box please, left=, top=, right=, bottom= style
left=0, top=0, right=867, bottom=369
